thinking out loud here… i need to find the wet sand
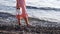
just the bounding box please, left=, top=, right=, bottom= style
left=0, top=12, right=60, bottom=34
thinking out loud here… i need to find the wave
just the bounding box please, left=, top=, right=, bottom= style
left=0, top=12, right=58, bottom=23
left=0, top=10, right=59, bottom=23
left=26, top=6, right=60, bottom=11
left=0, top=4, right=60, bottom=11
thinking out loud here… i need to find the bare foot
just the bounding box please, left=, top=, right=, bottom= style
left=26, top=24, right=32, bottom=27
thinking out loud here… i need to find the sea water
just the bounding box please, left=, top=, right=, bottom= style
left=0, top=0, right=60, bottom=22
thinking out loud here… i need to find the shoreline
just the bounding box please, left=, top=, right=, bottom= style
left=0, top=12, right=60, bottom=34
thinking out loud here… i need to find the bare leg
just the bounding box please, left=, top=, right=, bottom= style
left=18, top=18, right=21, bottom=25
left=23, top=16, right=29, bottom=25
left=16, top=14, right=21, bottom=25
